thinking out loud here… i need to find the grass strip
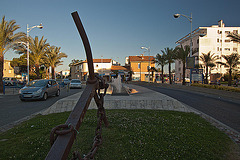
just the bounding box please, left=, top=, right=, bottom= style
left=0, top=110, right=238, bottom=159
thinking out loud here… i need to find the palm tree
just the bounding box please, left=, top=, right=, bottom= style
left=28, top=36, right=49, bottom=79
left=175, top=45, right=190, bottom=85
left=199, top=51, right=218, bottom=84
left=217, top=53, right=240, bottom=86
left=44, top=46, right=67, bottom=79
left=161, top=47, right=175, bottom=84
left=227, top=33, right=240, bottom=43
left=0, top=16, right=25, bottom=93
left=155, top=53, right=167, bottom=83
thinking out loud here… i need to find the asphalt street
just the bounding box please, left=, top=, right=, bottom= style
left=0, top=87, right=83, bottom=128
left=141, top=85, right=240, bottom=133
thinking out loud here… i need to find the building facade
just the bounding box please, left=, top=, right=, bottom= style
left=70, top=59, right=121, bottom=81
left=175, top=20, right=240, bottom=82
left=125, top=54, right=155, bottom=81
left=3, top=60, right=14, bottom=78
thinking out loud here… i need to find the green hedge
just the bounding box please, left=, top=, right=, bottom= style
left=191, top=83, right=240, bottom=92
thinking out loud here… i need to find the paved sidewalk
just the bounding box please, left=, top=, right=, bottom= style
left=41, top=84, right=197, bottom=115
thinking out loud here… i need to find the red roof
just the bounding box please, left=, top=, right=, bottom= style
left=129, top=56, right=154, bottom=62
left=82, top=59, right=112, bottom=63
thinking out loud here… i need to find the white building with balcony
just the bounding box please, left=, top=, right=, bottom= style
left=175, top=20, right=240, bottom=81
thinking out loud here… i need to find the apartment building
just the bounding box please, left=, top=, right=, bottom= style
left=175, top=20, right=240, bottom=81
left=125, top=54, right=155, bottom=81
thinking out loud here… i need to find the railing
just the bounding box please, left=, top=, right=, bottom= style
left=45, top=11, right=109, bottom=160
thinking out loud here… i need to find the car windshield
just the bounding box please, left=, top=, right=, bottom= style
left=71, top=80, right=80, bottom=83
left=27, top=80, right=47, bottom=87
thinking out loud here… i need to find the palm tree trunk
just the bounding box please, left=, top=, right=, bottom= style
left=205, top=66, right=208, bottom=84
left=35, top=64, right=40, bottom=79
left=152, top=71, right=154, bottom=82
left=0, top=53, right=4, bottom=93
left=182, top=63, right=186, bottom=85
left=169, top=63, right=172, bottom=84
left=228, top=69, right=232, bottom=86
left=52, top=66, right=55, bottom=79
left=161, top=65, right=164, bottom=83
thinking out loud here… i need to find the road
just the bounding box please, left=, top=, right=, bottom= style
left=138, top=84, right=240, bottom=133
left=0, top=87, right=84, bottom=128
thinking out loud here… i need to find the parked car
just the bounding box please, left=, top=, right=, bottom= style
left=63, top=79, right=71, bottom=85
left=19, top=79, right=60, bottom=101
left=69, top=79, right=82, bottom=89
left=3, top=77, right=18, bottom=86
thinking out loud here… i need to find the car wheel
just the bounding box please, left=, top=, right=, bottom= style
left=56, top=89, right=60, bottom=96
left=42, top=92, right=48, bottom=101
left=20, top=98, right=25, bottom=101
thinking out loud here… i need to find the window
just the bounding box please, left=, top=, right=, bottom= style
left=197, top=39, right=199, bottom=44
left=217, top=47, right=219, bottom=51
left=96, top=64, right=98, bottom=68
left=220, top=48, right=222, bottom=51
left=225, top=31, right=230, bottom=34
left=179, top=61, right=181, bottom=64
left=138, top=63, right=140, bottom=69
left=233, top=30, right=238, bottom=34
left=225, top=48, right=230, bottom=51
left=217, top=39, right=219, bottom=43
left=218, top=30, right=222, bottom=34
left=233, top=48, right=237, bottom=52
left=225, top=39, right=231, bottom=42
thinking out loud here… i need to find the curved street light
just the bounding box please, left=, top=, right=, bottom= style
left=174, top=13, right=193, bottom=56
left=140, top=46, right=150, bottom=83
left=26, top=23, right=43, bottom=83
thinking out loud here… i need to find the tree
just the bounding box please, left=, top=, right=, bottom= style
left=0, top=16, right=25, bottom=93
left=175, top=45, right=190, bottom=85
left=217, top=53, right=240, bottom=86
left=155, top=53, right=167, bottom=83
left=227, top=33, right=240, bottom=43
left=10, top=54, right=27, bottom=73
left=28, top=36, right=49, bottom=79
left=149, top=67, right=157, bottom=82
left=199, top=51, right=218, bottom=84
left=161, top=47, right=175, bottom=84
left=44, top=46, right=67, bottom=79
left=69, top=59, right=81, bottom=67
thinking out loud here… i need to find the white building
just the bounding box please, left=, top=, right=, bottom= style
left=70, top=59, right=121, bottom=81
left=175, top=20, right=240, bottom=81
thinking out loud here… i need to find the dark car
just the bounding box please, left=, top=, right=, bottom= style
left=19, top=79, right=60, bottom=101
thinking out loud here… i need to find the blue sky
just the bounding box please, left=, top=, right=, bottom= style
left=1, top=0, right=240, bottom=71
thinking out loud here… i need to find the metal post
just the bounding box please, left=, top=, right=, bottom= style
left=148, top=49, right=150, bottom=83
left=27, top=24, right=29, bottom=84
left=190, top=13, right=193, bottom=56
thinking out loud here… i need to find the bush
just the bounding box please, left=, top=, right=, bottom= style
left=191, top=83, right=240, bottom=92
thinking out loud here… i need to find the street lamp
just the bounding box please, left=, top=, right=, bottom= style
left=174, top=13, right=193, bottom=56
left=27, top=23, right=43, bottom=83
left=140, top=46, right=150, bottom=83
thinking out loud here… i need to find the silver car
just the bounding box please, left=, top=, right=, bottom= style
left=69, top=79, right=82, bottom=89
left=19, top=79, right=60, bottom=101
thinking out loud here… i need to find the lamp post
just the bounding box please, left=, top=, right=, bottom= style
left=26, top=23, right=43, bottom=83
left=140, top=46, right=150, bottom=83
left=174, top=13, right=192, bottom=56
